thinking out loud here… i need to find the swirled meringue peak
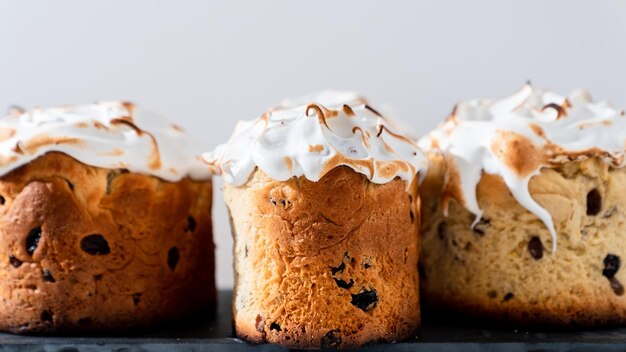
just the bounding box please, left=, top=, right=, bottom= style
left=419, top=84, right=626, bottom=252
left=0, top=102, right=212, bottom=181
left=205, top=90, right=427, bottom=187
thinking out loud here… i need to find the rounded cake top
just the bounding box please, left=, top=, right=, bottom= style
left=205, top=90, right=427, bottom=186
left=419, top=84, right=626, bottom=251
left=0, top=102, right=212, bottom=181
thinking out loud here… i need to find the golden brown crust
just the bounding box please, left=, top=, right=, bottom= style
left=0, top=152, right=215, bottom=333
left=226, top=166, right=420, bottom=349
left=420, top=155, right=626, bottom=326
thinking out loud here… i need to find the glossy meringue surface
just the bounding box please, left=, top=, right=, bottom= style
left=206, top=91, right=427, bottom=187
left=0, top=102, right=211, bottom=181
left=419, top=84, right=626, bottom=251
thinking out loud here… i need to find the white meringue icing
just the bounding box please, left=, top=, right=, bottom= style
left=0, top=102, right=211, bottom=181
left=419, top=84, right=626, bottom=252
left=205, top=91, right=427, bottom=187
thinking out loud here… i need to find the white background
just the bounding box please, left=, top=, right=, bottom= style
left=2, top=1, right=626, bottom=288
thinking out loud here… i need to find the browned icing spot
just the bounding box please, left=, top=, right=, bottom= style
left=111, top=118, right=161, bottom=170
left=577, top=120, right=614, bottom=129
left=542, top=103, right=567, bottom=119
left=342, top=105, right=355, bottom=116
left=306, top=103, right=331, bottom=130
left=98, top=148, right=124, bottom=156
left=528, top=123, right=545, bottom=138
left=491, top=130, right=545, bottom=177
left=430, top=137, right=441, bottom=149
left=320, top=154, right=375, bottom=180
left=562, top=99, right=571, bottom=110
left=375, top=160, right=409, bottom=180
left=171, top=124, right=184, bottom=132
left=376, top=125, right=419, bottom=147
left=325, top=109, right=339, bottom=118
left=450, top=104, right=459, bottom=118
left=169, top=167, right=178, bottom=174
left=120, top=102, right=136, bottom=121
left=75, top=122, right=89, bottom=128
left=364, top=104, right=383, bottom=118
left=94, top=121, right=109, bottom=130
left=352, top=126, right=370, bottom=148
left=11, top=142, right=24, bottom=154
left=284, top=157, right=293, bottom=173
left=308, top=144, right=324, bottom=153
left=544, top=142, right=623, bottom=167
left=0, top=128, right=15, bottom=142
left=111, top=118, right=144, bottom=135
left=23, top=135, right=83, bottom=154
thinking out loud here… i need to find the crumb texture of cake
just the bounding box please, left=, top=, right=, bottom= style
left=420, top=85, right=626, bottom=325
left=208, top=91, right=426, bottom=348
left=226, top=167, right=420, bottom=348
left=0, top=152, right=215, bottom=333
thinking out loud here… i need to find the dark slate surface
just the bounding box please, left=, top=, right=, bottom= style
left=0, top=290, right=625, bottom=351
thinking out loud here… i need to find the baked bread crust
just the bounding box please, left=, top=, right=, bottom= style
left=0, top=152, right=215, bottom=333
left=420, top=155, right=626, bottom=326
left=225, top=166, right=420, bottom=349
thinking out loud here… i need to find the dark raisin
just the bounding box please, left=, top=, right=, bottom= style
left=0, top=195, right=5, bottom=205
left=41, top=310, right=53, bottom=323
left=334, top=278, right=354, bottom=289
left=320, top=330, right=341, bottom=349
left=528, top=236, right=544, bottom=260
left=269, top=322, right=281, bottom=331
left=42, top=269, right=56, bottom=283
left=363, top=263, right=372, bottom=269
left=503, top=293, right=514, bottom=302
left=65, top=179, right=74, bottom=191
left=611, top=278, right=625, bottom=296
left=437, top=222, right=448, bottom=240
left=603, top=254, right=621, bottom=279
left=350, top=289, right=378, bottom=311
left=185, top=216, right=196, bottom=232
left=93, top=274, right=103, bottom=281
left=409, top=210, right=415, bottom=223
left=280, top=200, right=286, bottom=206
left=26, top=227, right=42, bottom=256
left=587, top=188, right=602, bottom=216
left=167, top=247, right=179, bottom=270
left=331, top=262, right=345, bottom=275
left=80, top=234, right=110, bottom=255
left=132, top=293, right=141, bottom=306
left=9, top=255, right=22, bottom=268
left=270, top=198, right=277, bottom=206
left=473, top=218, right=490, bottom=236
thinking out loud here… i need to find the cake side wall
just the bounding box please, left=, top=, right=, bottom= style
left=225, top=166, right=420, bottom=349
left=0, top=152, right=215, bottom=333
left=420, top=156, right=626, bottom=325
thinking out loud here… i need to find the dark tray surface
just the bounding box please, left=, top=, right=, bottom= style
left=1, top=290, right=626, bottom=351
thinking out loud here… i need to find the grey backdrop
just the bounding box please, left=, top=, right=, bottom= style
left=2, top=0, right=625, bottom=288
